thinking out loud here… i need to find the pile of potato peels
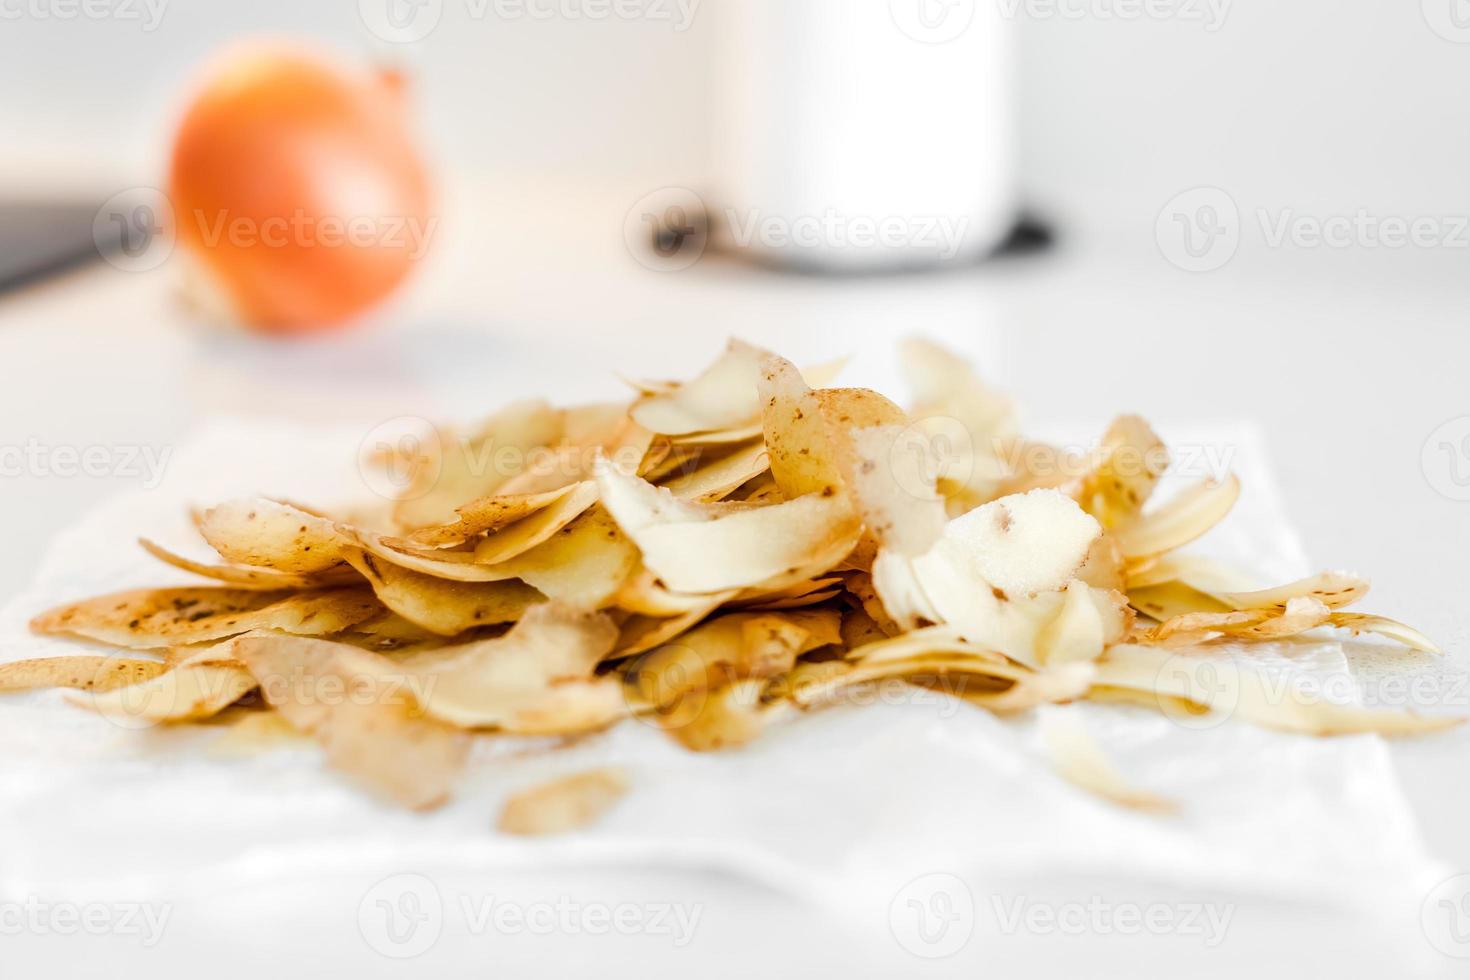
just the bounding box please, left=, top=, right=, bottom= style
left=9, top=339, right=1458, bottom=824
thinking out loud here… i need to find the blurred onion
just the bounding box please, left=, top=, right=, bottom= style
left=169, top=44, right=432, bottom=334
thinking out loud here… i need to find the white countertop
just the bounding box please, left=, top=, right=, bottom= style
left=2, top=184, right=1468, bottom=977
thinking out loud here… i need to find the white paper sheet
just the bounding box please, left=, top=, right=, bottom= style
left=0, top=417, right=1448, bottom=931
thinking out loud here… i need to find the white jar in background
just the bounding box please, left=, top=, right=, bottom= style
left=709, top=0, right=1016, bottom=272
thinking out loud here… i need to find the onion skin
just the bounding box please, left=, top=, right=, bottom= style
left=169, top=46, right=432, bottom=334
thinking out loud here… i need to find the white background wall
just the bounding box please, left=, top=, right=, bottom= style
left=3, top=1, right=1467, bottom=232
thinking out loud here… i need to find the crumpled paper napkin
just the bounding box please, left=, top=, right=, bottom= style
left=0, top=418, right=1448, bottom=927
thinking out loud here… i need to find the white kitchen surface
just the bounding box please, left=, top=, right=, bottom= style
left=1, top=182, right=1468, bottom=978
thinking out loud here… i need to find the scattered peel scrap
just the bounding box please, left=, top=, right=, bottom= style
left=498, top=768, right=630, bottom=836
left=1040, top=708, right=1177, bottom=814
left=15, top=338, right=1460, bottom=818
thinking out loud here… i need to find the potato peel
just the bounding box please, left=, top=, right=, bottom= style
left=76, top=660, right=258, bottom=724
left=499, top=768, right=629, bottom=836
left=0, top=656, right=168, bottom=693
left=344, top=551, right=544, bottom=636
left=406, top=604, right=621, bottom=732
left=1095, top=644, right=1463, bottom=736
left=405, top=484, right=583, bottom=548
left=1113, top=475, right=1242, bottom=560
left=19, top=337, right=1448, bottom=815
left=596, top=459, right=861, bottom=595
left=631, top=340, right=773, bottom=437
left=139, top=538, right=357, bottom=591
left=30, top=586, right=382, bottom=650
left=233, top=631, right=471, bottom=810
left=1067, top=416, right=1168, bottom=530
left=1040, top=709, right=1177, bottom=813
left=660, top=679, right=781, bottom=752
left=393, top=400, right=563, bottom=531
left=660, top=440, right=771, bottom=502
left=632, top=608, right=841, bottom=711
